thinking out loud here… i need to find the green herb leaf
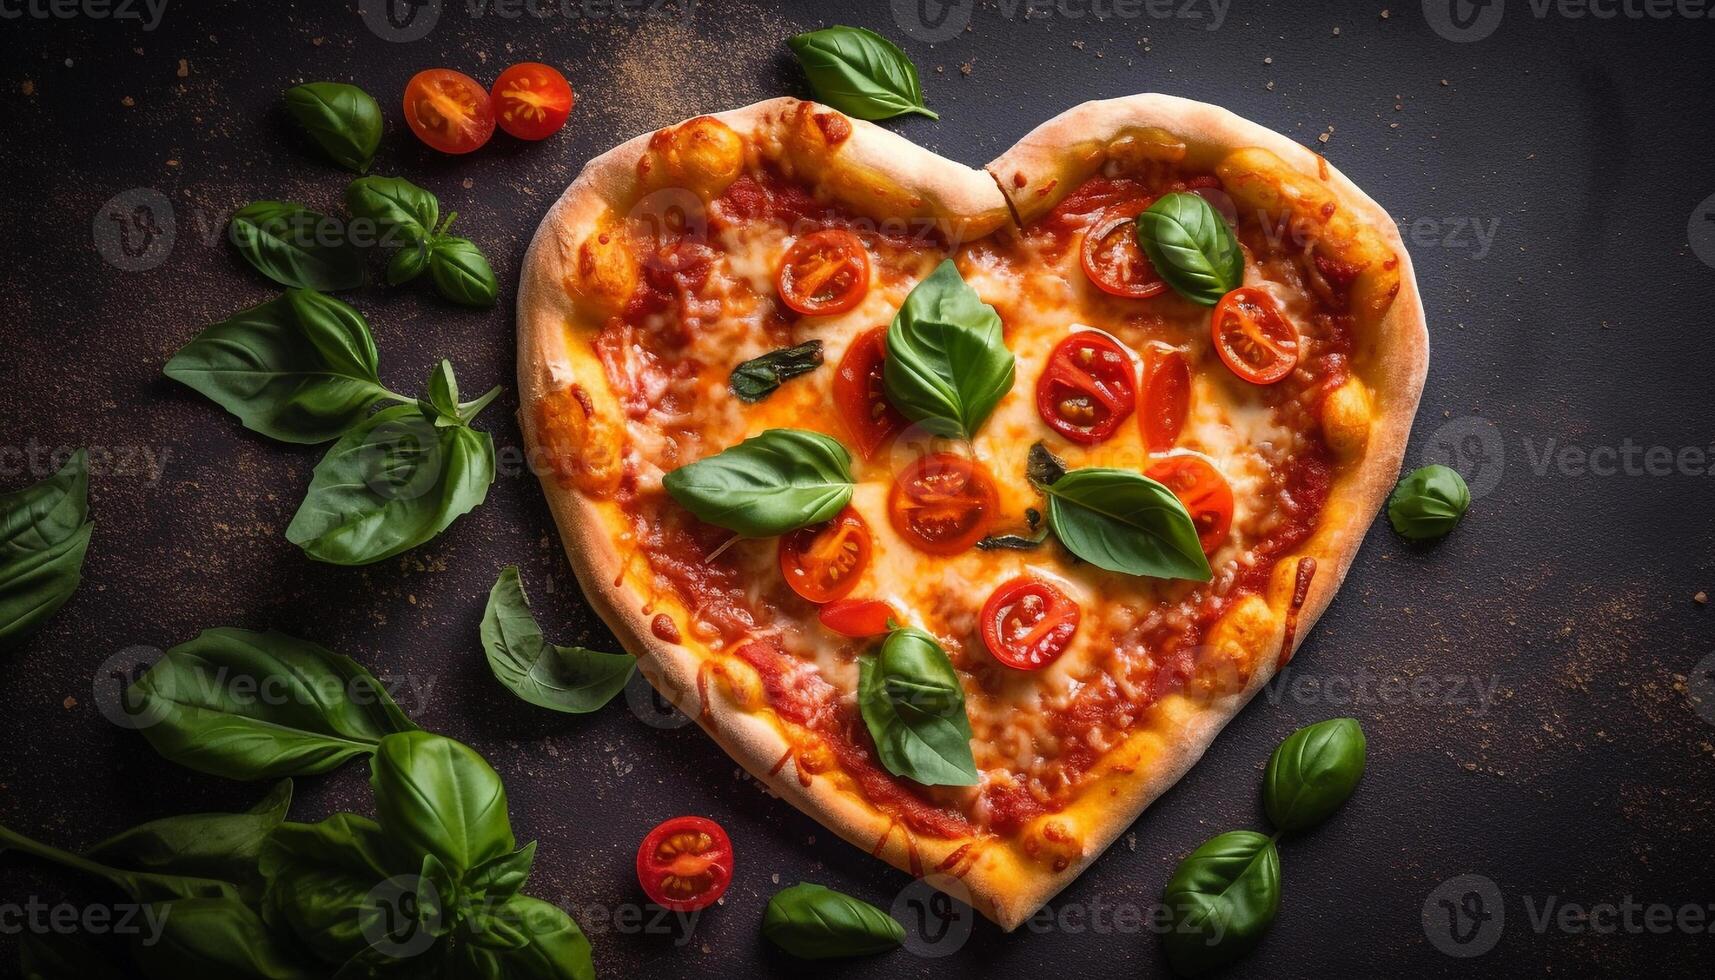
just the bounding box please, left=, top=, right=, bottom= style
left=883, top=259, right=1014, bottom=440
left=0, top=450, right=93, bottom=645
left=428, top=235, right=499, bottom=308
left=857, top=627, right=977, bottom=787
left=371, top=731, right=515, bottom=876
left=345, top=175, right=440, bottom=245
left=83, top=779, right=293, bottom=903
left=129, top=627, right=417, bottom=779
left=974, top=527, right=1047, bottom=551
left=228, top=201, right=366, bottom=292
left=387, top=239, right=431, bottom=285
left=481, top=566, right=635, bottom=714
left=1135, top=191, right=1243, bottom=306
left=1026, top=440, right=1068, bottom=488
left=762, top=881, right=905, bottom=959
left=258, top=812, right=396, bottom=966
left=662, top=428, right=853, bottom=537
left=729, top=340, right=824, bottom=403
left=1042, top=468, right=1212, bottom=581
left=421, top=359, right=461, bottom=423
left=130, top=896, right=320, bottom=979
left=1387, top=464, right=1470, bottom=541
left=163, top=290, right=401, bottom=445
left=283, top=82, right=382, bottom=174
left=456, top=895, right=595, bottom=980
left=1263, top=718, right=1366, bottom=833
left=787, top=26, right=938, bottom=121
left=0, top=806, right=262, bottom=906
left=1161, top=830, right=1281, bottom=976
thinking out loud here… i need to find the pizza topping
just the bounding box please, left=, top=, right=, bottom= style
left=884, top=260, right=1016, bottom=441
left=402, top=69, right=495, bottom=155
left=729, top=340, right=824, bottom=403
left=888, top=452, right=998, bottom=556
left=818, top=598, right=897, bottom=637
left=1037, top=466, right=1212, bottom=581
left=635, top=815, right=733, bottom=911
left=833, top=326, right=908, bottom=459
left=779, top=506, right=872, bottom=603
left=980, top=576, right=1081, bottom=670
left=490, top=62, right=574, bottom=141
left=777, top=229, right=871, bottom=316
left=857, top=627, right=978, bottom=786
left=1080, top=203, right=1167, bottom=298
left=1135, top=191, right=1244, bottom=306
left=1035, top=331, right=1137, bottom=444
left=1212, top=286, right=1301, bottom=384
left=1140, top=344, right=1191, bottom=452
left=1145, top=455, right=1236, bottom=554
left=662, top=429, right=854, bottom=537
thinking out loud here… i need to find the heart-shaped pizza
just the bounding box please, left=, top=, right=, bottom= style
left=517, top=94, right=1426, bottom=929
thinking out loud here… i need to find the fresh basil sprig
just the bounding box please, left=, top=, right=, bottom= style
left=730, top=340, right=824, bottom=403
left=884, top=259, right=1015, bottom=440
left=1387, top=464, right=1470, bottom=541
left=0, top=450, right=93, bottom=645
left=787, top=26, right=938, bottom=121
left=283, top=82, right=381, bottom=174
left=1263, top=718, right=1366, bottom=833
left=1161, top=830, right=1282, bottom=975
left=427, top=232, right=499, bottom=308
left=482, top=566, right=635, bottom=714
left=346, top=175, right=439, bottom=243
left=663, top=428, right=854, bottom=537
left=762, top=882, right=905, bottom=960
left=347, top=176, right=499, bottom=307
left=1135, top=191, right=1244, bottom=306
left=228, top=201, right=366, bottom=292
left=1038, top=467, right=1212, bottom=581
left=857, top=627, right=977, bottom=787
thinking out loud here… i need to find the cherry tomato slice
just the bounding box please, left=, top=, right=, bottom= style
left=834, top=326, right=908, bottom=459
left=490, top=62, right=575, bottom=141
left=1146, top=455, right=1235, bottom=553
left=818, top=598, right=896, bottom=637
left=635, top=816, right=732, bottom=912
left=1212, top=286, right=1300, bottom=384
left=888, top=453, right=998, bottom=556
left=778, top=507, right=872, bottom=604
left=1140, top=345, right=1191, bottom=452
left=1035, top=332, right=1137, bottom=444
left=980, top=577, right=1081, bottom=670
left=402, top=69, right=496, bottom=155
left=1080, top=201, right=1167, bottom=298
left=777, top=230, right=870, bottom=316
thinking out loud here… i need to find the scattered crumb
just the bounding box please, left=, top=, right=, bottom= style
left=62, top=696, right=77, bottom=710
left=1266, top=81, right=1276, bottom=91
left=1440, top=78, right=1450, bottom=85
left=1696, top=591, right=1708, bottom=605
left=1381, top=8, right=1391, bottom=17
left=959, top=62, right=973, bottom=76
left=312, top=36, right=326, bottom=46
left=1072, top=40, right=1084, bottom=50
left=166, top=158, right=179, bottom=167
left=176, top=58, right=189, bottom=78
left=462, top=177, right=474, bottom=189
left=121, top=95, right=135, bottom=107
left=935, top=65, right=945, bottom=74
left=1264, top=56, right=1273, bottom=64
left=770, top=872, right=780, bottom=884
left=1332, top=25, right=1341, bottom=35
left=1125, top=832, right=1137, bottom=851
left=19, top=79, right=33, bottom=96
left=1317, top=131, right=1330, bottom=144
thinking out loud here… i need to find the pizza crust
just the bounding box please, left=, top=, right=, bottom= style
left=518, top=95, right=1428, bottom=930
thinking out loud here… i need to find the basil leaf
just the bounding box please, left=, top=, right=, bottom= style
left=131, top=896, right=320, bottom=979
left=1043, top=468, right=1212, bottom=581
left=164, top=290, right=402, bottom=444
left=787, top=26, right=938, bottom=120
left=83, top=779, right=292, bottom=903
left=456, top=895, right=595, bottom=980
left=1161, top=830, right=1281, bottom=976
left=884, top=259, right=1015, bottom=440
left=259, top=813, right=396, bottom=966
left=286, top=402, right=496, bottom=565
left=345, top=175, right=440, bottom=245
left=0, top=450, right=93, bottom=645
left=421, top=358, right=461, bottom=423
left=1263, top=718, right=1366, bottom=833
left=1026, top=441, right=1068, bottom=488
left=284, top=82, right=381, bottom=174
left=762, top=881, right=905, bottom=959
left=228, top=201, right=366, bottom=292
left=729, top=340, right=824, bottom=403
left=129, top=627, right=417, bottom=779
left=466, top=841, right=538, bottom=903
left=1135, top=191, right=1243, bottom=306
left=387, top=239, right=431, bottom=285
left=662, top=428, right=853, bottom=537
left=0, top=818, right=248, bottom=904
left=1387, top=464, right=1470, bottom=541
left=482, top=566, right=635, bottom=714
left=975, top=528, right=1046, bottom=551
left=857, top=628, right=977, bottom=787
left=428, top=235, right=499, bottom=308
left=371, top=731, right=515, bottom=876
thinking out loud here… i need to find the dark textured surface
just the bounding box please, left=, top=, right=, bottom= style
left=2, top=1, right=1713, bottom=977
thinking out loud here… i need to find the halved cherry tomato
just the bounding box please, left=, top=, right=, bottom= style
left=818, top=598, right=896, bottom=637
left=888, top=453, right=998, bottom=556
left=1146, top=455, right=1235, bottom=553
left=403, top=69, right=495, bottom=155
left=1140, top=345, right=1191, bottom=452
left=1080, top=201, right=1167, bottom=298
left=1036, top=332, right=1137, bottom=444
left=1212, top=286, right=1300, bottom=384
left=833, top=326, right=907, bottom=458
left=777, top=230, right=870, bottom=316
left=779, top=507, right=871, bottom=603
left=980, top=577, right=1081, bottom=670
left=635, top=816, right=732, bottom=912
left=490, top=62, right=575, bottom=141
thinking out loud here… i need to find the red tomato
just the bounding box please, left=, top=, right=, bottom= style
left=635, top=816, right=732, bottom=912
left=1035, top=332, right=1137, bottom=444
left=402, top=69, right=495, bottom=155
left=777, top=230, right=870, bottom=316
left=1080, top=201, right=1167, bottom=298
left=1212, top=287, right=1300, bottom=384
left=818, top=598, right=896, bottom=637
left=1140, top=345, right=1191, bottom=452
left=833, top=326, right=907, bottom=459
left=888, top=453, right=997, bottom=556
left=490, top=62, right=575, bottom=141
left=778, top=507, right=871, bottom=604
left=1146, top=455, right=1235, bottom=553
left=980, top=577, right=1081, bottom=670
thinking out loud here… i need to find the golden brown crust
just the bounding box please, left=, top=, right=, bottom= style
left=519, top=95, right=1428, bottom=931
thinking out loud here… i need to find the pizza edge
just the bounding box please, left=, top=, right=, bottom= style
left=515, top=95, right=1428, bottom=931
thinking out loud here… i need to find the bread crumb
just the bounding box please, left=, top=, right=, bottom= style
left=19, top=79, right=33, bottom=96
left=959, top=61, right=973, bottom=76
left=1266, top=80, right=1275, bottom=91
left=62, top=696, right=77, bottom=710
left=1381, top=8, right=1390, bottom=17
left=1695, top=591, right=1708, bottom=605
left=1332, top=25, right=1341, bottom=35
left=176, top=58, right=189, bottom=77
left=121, top=95, right=135, bottom=107
left=1263, top=56, right=1273, bottom=64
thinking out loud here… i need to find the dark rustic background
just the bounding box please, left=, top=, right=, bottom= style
left=3, top=0, right=1713, bottom=976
